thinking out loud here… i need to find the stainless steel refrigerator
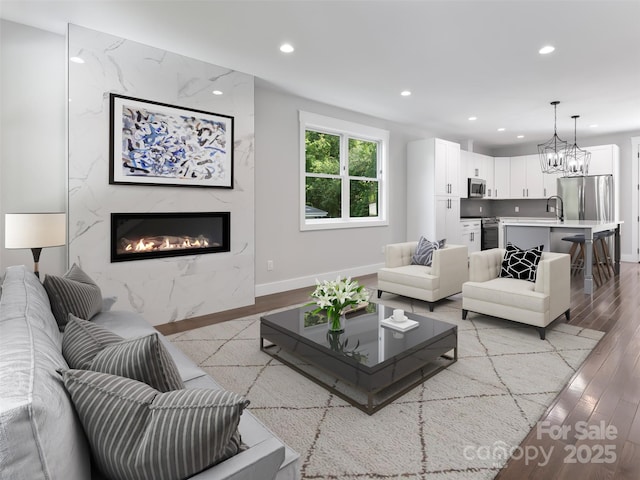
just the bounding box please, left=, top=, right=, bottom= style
left=557, top=175, right=615, bottom=221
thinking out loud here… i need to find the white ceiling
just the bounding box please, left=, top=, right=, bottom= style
left=2, top=0, right=639, bottom=151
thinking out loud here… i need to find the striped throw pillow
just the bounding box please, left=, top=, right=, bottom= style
left=411, top=236, right=446, bottom=266
left=43, top=264, right=103, bottom=330
left=91, top=333, right=185, bottom=392
left=63, top=315, right=123, bottom=369
left=60, top=369, right=248, bottom=480
left=63, top=316, right=183, bottom=391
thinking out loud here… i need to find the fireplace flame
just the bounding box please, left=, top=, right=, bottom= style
left=120, top=235, right=215, bottom=254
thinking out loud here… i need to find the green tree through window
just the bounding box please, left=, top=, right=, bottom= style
left=305, top=131, right=341, bottom=218
left=305, top=133, right=379, bottom=219
left=300, top=111, right=388, bottom=230
left=348, top=138, right=378, bottom=218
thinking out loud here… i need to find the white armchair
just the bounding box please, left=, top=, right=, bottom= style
left=377, top=242, right=468, bottom=311
left=461, top=248, right=571, bottom=339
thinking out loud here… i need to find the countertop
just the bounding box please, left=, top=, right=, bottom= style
left=501, top=219, right=623, bottom=230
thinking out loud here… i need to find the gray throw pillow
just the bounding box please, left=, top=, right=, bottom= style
left=63, top=316, right=184, bottom=391
left=499, top=243, right=544, bottom=282
left=43, top=263, right=103, bottom=330
left=91, top=333, right=185, bottom=392
left=60, top=369, right=248, bottom=480
left=63, top=316, right=123, bottom=370
left=411, top=236, right=446, bottom=266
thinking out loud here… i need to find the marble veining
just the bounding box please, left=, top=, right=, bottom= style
left=68, top=24, right=255, bottom=326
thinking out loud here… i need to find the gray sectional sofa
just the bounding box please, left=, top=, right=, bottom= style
left=0, top=265, right=299, bottom=480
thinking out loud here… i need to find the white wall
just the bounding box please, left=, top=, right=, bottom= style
left=0, top=20, right=67, bottom=275
left=254, top=83, right=429, bottom=295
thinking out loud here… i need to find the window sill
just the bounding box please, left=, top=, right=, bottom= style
left=301, top=218, right=388, bottom=231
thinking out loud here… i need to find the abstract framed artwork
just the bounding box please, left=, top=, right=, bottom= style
left=109, top=93, right=234, bottom=188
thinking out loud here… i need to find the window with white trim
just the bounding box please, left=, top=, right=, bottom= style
left=299, top=111, right=389, bottom=231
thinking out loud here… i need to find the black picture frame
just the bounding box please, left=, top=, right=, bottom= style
left=109, top=93, right=234, bottom=188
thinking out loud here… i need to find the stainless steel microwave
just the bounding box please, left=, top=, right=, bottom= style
left=468, top=178, right=486, bottom=198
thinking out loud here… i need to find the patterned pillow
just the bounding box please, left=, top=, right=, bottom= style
left=499, top=243, right=544, bottom=282
left=411, top=236, right=446, bottom=266
left=91, top=333, right=185, bottom=392
left=43, top=264, right=103, bottom=330
left=62, top=316, right=184, bottom=391
left=63, top=315, right=123, bottom=369
left=59, top=369, right=248, bottom=480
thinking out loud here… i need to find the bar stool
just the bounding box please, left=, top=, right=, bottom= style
left=561, top=235, right=605, bottom=287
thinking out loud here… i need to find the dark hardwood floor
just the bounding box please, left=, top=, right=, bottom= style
left=496, top=261, right=640, bottom=480
left=156, top=262, right=640, bottom=479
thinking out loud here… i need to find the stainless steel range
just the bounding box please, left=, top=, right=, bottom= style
left=481, top=217, right=499, bottom=250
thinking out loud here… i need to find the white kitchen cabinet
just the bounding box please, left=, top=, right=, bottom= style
left=525, top=154, right=544, bottom=198
left=463, top=151, right=482, bottom=179
left=585, top=144, right=620, bottom=177
left=407, top=139, right=462, bottom=243
left=493, top=157, right=511, bottom=199
left=433, top=139, right=461, bottom=197
left=509, top=154, right=544, bottom=198
left=460, top=218, right=481, bottom=254
left=510, top=156, right=527, bottom=199
left=436, top=196, right=461, bottom=244
left=542, top=171, right=561, bottom=198
left=482, top=154, right=496, bottom=198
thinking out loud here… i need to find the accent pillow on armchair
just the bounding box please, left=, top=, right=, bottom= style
left=499, top=243, right=544, bottom=282
left=411, top=236, right=446, bottom=267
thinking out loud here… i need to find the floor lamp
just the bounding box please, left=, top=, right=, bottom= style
left=4, top=213, right=67, bottom=278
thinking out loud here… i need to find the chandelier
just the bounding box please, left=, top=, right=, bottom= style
left=538, top=101, right=568, bottom=174
left=563, top=115, right=591, bottom=176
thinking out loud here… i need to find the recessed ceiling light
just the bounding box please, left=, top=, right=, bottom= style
left=517, top=135, right=525, bottom=139
left=497, top=128, right=505, bottom=132
left=468, top=116, right=477, bottom=121
left=400, top=90, right=412, bottom=97
left=279, top=43, right=294, bottom=53
left=590, top=124, right=598, bottom=128
left=212, top=90, right=223, bottom=95
left=539, top=45, right=555, bottom=55
left=69, top=56, right=85, bottom=64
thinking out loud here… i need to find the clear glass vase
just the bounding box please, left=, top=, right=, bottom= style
left=326, top=308, right=345, bottom=332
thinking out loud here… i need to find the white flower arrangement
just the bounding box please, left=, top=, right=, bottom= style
left=308, top=276, right=370, bottom=330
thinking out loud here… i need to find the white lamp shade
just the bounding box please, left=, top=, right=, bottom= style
left=5, top=213, right=67, bottom=249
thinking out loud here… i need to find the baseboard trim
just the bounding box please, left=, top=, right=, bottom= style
left=620, top=254, right=638, bottom=263
left=255, top=263, right=384, bottom=297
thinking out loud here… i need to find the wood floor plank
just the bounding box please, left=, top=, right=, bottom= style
left=614, top=441, right=640, bottom=479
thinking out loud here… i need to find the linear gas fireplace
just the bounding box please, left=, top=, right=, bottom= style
left=111, top=212, right=230, bottom=262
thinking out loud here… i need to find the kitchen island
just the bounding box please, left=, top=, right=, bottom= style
left=501, top=219, right=622, bottom=294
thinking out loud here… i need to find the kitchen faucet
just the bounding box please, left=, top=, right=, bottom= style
left=546, top=195, right=564, bottom=222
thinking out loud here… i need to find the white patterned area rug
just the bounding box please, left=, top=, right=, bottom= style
left=169, top=294, right=604, bottom=480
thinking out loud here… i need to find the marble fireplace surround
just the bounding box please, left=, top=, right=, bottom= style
left=68, top=24, right=255, bottom=326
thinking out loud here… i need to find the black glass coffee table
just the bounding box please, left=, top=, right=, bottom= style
left=260, top=303, right=457, bottom=415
